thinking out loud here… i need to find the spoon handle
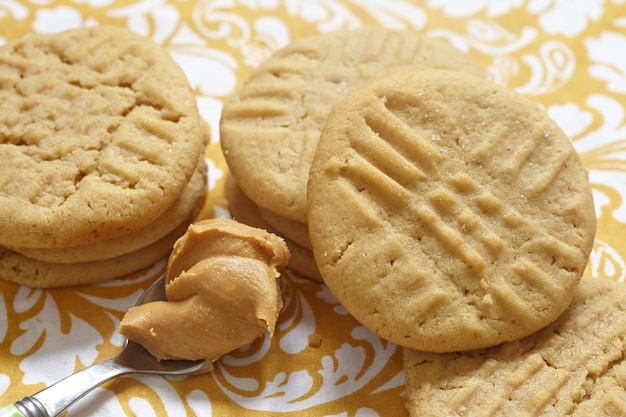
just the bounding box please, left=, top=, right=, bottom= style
left=4, top=358, right=134, bottom=417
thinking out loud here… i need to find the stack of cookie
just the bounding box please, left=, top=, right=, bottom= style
left=0, top=26, right=208, bottom=288
left=221, top=27, right=486, bottom=281
left=222, top=26, right=608, bottom=414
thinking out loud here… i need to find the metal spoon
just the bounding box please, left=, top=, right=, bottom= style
left=0, top=274, right=208, bottom=417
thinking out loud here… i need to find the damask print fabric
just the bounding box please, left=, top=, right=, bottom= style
left=0, top=1, right=624, bottom=416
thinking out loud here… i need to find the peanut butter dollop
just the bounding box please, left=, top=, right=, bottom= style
left=119, top=218, right=289, bottom=367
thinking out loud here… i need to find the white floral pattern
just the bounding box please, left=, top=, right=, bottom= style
left=527, top=0, right=605, bottom=36
left=11, top=293, right=103, bottom=385
left=586, top=31, right=626, bottom=94
left=428, top=0, right=524, bottom=17
left=0, top=1, right=625, bottom=416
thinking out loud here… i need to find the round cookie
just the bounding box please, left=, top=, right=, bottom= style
left=0, top=216, right=192, bottom=288
left=225, top=175, right=322, bottom=282
left=0, top=26, right=205, bottom=249
left=307, top=69, right=596, bottom=352
left=221, top=27, right=485, bottom=223
left=7, top=157, right=208, bottom=263
left=403, top=278, right=626, bottom=416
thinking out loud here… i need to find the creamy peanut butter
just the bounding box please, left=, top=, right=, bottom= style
left=119, top=218, right=289, bottom=367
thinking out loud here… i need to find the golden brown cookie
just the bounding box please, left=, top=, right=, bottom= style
left=226, top=174, right=322, bottom=282
left=403, top=278, right=626, bottom=417
left=221, top=27, right=485, bottom=223
left=7, top=157, right=207, bottom=263
left=0, top=217, right=192, bottom=288
left=0, top=26, right=205, bottom=249
left=307, top=68, right=596, bottom=352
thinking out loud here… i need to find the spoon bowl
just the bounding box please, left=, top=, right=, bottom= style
left=1, top=274, right=209, bottom=417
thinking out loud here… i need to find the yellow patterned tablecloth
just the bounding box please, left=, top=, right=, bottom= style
left=1, top=1, right=625, bottom=416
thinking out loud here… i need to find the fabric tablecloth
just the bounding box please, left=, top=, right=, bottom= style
left=1, top=1, right=625, bottom=416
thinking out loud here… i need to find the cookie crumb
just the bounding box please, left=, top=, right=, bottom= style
left=308, top=333, right=322, bottom=348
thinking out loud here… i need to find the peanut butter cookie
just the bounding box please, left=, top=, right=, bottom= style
left=308, top=69, right=596, bottom=352
left=0, top=26, right=205, bottom=249
left=403, top=278, right=626, bottom=416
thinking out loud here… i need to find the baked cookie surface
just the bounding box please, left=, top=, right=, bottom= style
left=7, top=157, right=207, bottom=263
left=307, top=69, right=596, bottom=352
left=0, top=26, right=204, bottom=249
left=403, top=278, right=626, bottom=417
left=220, top=27, right=485, bottom=223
